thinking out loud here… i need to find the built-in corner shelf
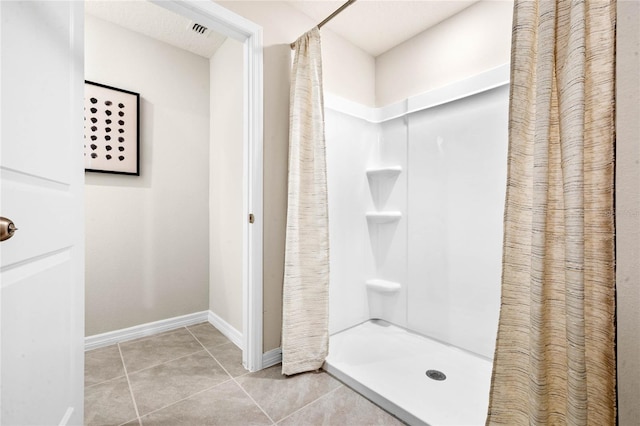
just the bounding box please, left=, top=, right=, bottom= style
left=366, top=279, right=401, bottom=293
left=366, top=165, right=402, bottom=306
left=366, top=166, right=402, bottom=179
left=365, top=211, right=402, bottom=224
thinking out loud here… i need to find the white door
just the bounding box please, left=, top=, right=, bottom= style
left=0, top=2, right=84, bottom=425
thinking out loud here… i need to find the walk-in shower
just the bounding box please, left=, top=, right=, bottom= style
left=323, top=66, right=510, bottom=425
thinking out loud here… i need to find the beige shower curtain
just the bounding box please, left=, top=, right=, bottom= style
left=487, top=0, right=616, bottom=424
left=282, top=27, right=330, bottom=376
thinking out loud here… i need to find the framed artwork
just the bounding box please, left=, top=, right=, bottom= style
left=84, top=81, right=140, bottom=175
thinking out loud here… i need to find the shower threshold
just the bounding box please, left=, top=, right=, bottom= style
left=324, top=320, right=493, bottom=426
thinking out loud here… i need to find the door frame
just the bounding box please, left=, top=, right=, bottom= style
left=151, top=0, right=264, bottom=371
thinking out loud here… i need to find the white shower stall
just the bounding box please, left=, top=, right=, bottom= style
left=324, top=66, right=510, bottom=426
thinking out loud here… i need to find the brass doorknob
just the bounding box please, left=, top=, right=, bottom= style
left=0, top=217, right=18, bottom=242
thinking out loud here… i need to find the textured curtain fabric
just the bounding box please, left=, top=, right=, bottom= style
left=487, top=0, right=616, bottom=424
left=282, top=27, right=330, bottom=376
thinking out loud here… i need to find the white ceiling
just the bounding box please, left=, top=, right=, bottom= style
left=85, top=0, right=228, bottom=58
left=287, top=0, right=478, bottom=57
left=85, top=0, right=478, bottom=59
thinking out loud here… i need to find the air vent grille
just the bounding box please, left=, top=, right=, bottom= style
left=189, top=22, right=210, bottom=37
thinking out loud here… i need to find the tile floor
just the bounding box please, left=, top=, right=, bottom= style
left=85, top=322, right=406, bottom=425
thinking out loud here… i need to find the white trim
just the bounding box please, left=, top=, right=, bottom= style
left=374, top=99, right=409, bottom=123
left=150, top=0, right=264, bottom=372
left=406, top=64, right=510, bottom=117
left=244, top=25, right=264, bottom=374
left=262, top=347, right=282, bottom=369
left=207, top=310, right=243, bottom=349
left=83, top=310, right=245, bottom=352
left=325, top=63, right=510, bottom=124
left=322, top=94, right=379, bottom=122
left=84, top=311, right=209, bottom=351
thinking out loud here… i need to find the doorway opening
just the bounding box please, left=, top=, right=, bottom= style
left=83, top=0, right=263, bottom=372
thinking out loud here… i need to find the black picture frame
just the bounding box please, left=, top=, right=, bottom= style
left=84, top=81, right=140, bottom=176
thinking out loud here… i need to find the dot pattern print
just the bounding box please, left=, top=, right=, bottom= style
left=84, top=98, right=125, bottom=161
left=84, top=81, right=139, bottom=175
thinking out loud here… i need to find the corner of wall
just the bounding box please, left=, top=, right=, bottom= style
left=208, top=36, right=244, bottom=333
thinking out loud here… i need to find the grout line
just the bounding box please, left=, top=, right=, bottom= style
left=184, top=327, right=248, bottom=379
left=275, top=383, right=344, bottom=425
left=184, top=326, right=211, bottom=351
left=125, top=348, right=209, bottom=376
left=125, top=326, right=248, bottom=422
left=185, top=328, right=276, bottom=425
left=185, top=324, right=234, bottom=350
left=126, top=324, right=271, bottom=423
left=85, top=344, right=130, bottom=389
left=117, top=343, right=142, bottom=425
left=129, top=325, right=238, bottom=421
left=136, top=378, right=235, bottom=422
left=232, top=374, right=276, bottom=425
left=93, top=324, right=248, bottom=425
left=184, top=327, right=226, bottom=370
left=122, top=328, right=208, bottom=376
left=184, top=325, right=252, bottom=380
left=119, top=327, right=223, bottom=422
left=85, top=373, right=128, bottom=389
left=117, top=416, right=141, bottom=426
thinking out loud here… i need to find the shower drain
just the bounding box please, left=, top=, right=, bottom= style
left=426, top=369, right=447, bottom=381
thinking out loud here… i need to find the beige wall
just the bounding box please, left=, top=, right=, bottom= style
left=375, top=0, right=513, bottom=106
left=209, top=37, right=244, bottom=332
left=616, top=0, right=640, bottom=422
left=216, top=1, right=376, bottom=351
left=84, top=15, right=210, bottom=335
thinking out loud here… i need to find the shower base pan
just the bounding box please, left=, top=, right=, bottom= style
left=324, top=320, right=493, bottom=426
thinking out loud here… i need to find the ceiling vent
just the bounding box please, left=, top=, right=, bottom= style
left=188, top=21, right=211, bottom=37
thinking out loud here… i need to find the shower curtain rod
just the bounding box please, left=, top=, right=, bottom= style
left=316, top=0, right=357, bottom=29
left=290, top=0, right=357, bottom=49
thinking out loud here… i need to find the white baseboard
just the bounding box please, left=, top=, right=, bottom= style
left=85, top=311, right=209, bottom=351
left=262, top=347, right=282, bottom=369
left=207, top=310, right=243, bottom=349
left=85, top=310, right=276, bottom=372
